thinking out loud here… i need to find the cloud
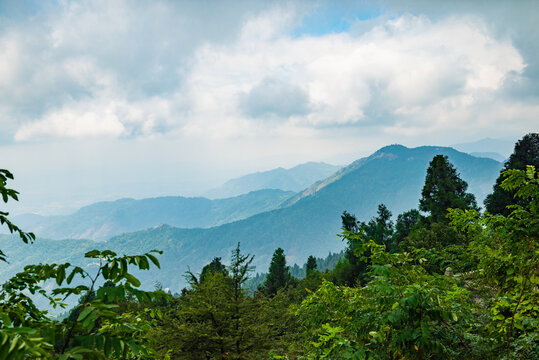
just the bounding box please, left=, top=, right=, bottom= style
left=239, top=78, right=311, bottom=119
left=0, top=0, right=268, bottom=141
left=0, top=1, right=535, bottom=144
left=181, top=11, right=528, bottom=137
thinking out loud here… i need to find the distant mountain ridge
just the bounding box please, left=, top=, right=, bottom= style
left=0, top=145, right=502, bottom=294
left=452, top=137, right=516, bottom=158
left=10, top=189, right=294, bottom=241
left=205, top=161, right=341, bottom=199
left=469, top=152, right=506, bottom=162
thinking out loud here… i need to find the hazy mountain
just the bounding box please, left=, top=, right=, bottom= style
left=452, top=137, right=516, bottom=158
left=469, top=152, right=506, bottom=162
left=9, top=189, right=294, bottom=241
left=0, top=145, right=502, bottom=292
left=205, top=162, right=341, bottom=198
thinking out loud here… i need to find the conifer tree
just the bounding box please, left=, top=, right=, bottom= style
left=306, top=255, right=317, bottom=274
left=200, top=257, right=228, bottom=283
left=365, top=204, right=394, bottom=250
left=419, top=155, right=477, bottom=223
left=484, top=133, right=539, bottom=215
left=341, top=211, right=361, bottom=233
left=264, top=248, right=291, bottom=296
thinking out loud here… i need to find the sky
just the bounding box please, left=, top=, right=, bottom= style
left=0, top=0, right=537, bottom=215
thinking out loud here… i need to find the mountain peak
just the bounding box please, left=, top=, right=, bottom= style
left=375, top=144, right=409, bottom=153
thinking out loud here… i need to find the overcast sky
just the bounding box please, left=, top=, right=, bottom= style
left=1, top=0, right=537, bottom=215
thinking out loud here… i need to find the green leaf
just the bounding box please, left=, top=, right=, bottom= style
left=146, top=253, right=160, bottom=268
left=125, top=273, right=141, bottom=287
left=84, top=250, right=101, bottom=258
left=56, top=266, right=65, bottom=286
left=77, top=306, right=94, bottom=322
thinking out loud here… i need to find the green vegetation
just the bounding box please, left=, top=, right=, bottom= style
left=1, top=137, right=537, bottom=359
left=1, top=168, right=166, bottom=358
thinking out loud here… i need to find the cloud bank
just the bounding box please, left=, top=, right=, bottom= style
left=1, top=1, right=535, bottom=144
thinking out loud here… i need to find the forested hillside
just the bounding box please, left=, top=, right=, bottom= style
left=8, top=189, right=294, bottom=240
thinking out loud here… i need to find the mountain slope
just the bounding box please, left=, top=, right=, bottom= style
left=0, top=145, right=502, bottom=292
left=205, top=162, right=341, bottom=198
left=11, top=189, right=294, bottom=240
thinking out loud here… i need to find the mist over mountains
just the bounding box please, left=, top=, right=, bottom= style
left=8, top=161, right=341, bottom=241
left=10, top=189, right=294, bottom=241
left=0, top=144, right=502, bottom=292
left=205, top=162, right=341, bottom=199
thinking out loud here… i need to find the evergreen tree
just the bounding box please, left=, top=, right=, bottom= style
left=306, top=255, right=317, bottom=273
left=200, top=257, right=228, bottom=283
left=485, top=133, right=539, bottom=216
left=365, top=204, right=394, bottom=250
left=340, top=211, right=369, bottom=285
left=419, top=155, right=477, bottom=223
left=163, top=245, right=270, bottom=359
left=229, top=243, right=255, bottom=358
left=264, top=248, right=291, bottom=296
left=341, top=210, right=361, bottom=233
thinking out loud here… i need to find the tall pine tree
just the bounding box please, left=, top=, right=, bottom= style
left=419, top=155, right=477, bottom=223
left=263, top=248, right=291, bottom=296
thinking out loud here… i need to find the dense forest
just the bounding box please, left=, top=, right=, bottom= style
left=0, top=133, right=538, bottom=359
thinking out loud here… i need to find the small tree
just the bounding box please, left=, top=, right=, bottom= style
left=306, top=255, right=317, bottom=274
left=419, top=155, right=477, bottom=223
left=485, top=133, right=539, bottom=216
left=164, top=244, right=280, bottom=359
left=200, top=257, right=228, bottom=283
left=264, top=248, right=291, bottom=296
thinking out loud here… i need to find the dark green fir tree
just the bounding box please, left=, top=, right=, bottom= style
left=419, top=155, right=477, bottom=223
left=263, top=248, right=291, bottom=296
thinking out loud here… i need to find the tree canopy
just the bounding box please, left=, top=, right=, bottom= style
left=485, top=133, right=539, bottom=215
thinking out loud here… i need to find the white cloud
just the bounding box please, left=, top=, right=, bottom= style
left=181, top=11, right=526, bottom=138
left=14, top=103, right=125, bottom=140
left=0, top=1, right=533, bottom=145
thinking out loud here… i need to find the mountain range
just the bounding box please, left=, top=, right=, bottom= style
left=9, top=189, right=294, bottom=241
left=0, top=145, right=503, bottom=294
